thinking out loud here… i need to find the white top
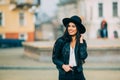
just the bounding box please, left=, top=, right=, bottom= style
left=69, top=46, right=77, bottom=67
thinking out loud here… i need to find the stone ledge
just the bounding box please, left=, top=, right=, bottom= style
left=22, top=39, right=120, bottom=62
left=0, top=66, right=120, bottom=70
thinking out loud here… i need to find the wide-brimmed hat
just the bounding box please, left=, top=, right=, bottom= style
left=62, top=15, right=86, bottom=34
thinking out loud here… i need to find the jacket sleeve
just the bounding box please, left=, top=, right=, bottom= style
left=52, top=38, right=64, bottom=68
left=79, top=40, right=88, bottom=60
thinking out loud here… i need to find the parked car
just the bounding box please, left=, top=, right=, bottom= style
left=0, top=39, right=25, bottom=48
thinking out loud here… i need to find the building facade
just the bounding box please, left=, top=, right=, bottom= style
left=0, top=0, right=40, bottom=41
left=57, top=0, right=120, bottom=39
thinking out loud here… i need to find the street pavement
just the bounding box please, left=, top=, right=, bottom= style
left=0, top=47, right=120, bottom=80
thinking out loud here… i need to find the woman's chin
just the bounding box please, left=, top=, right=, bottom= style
left=69, top=34, right=76, bottom=36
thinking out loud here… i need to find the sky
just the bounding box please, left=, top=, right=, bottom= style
left=39, top=0, right=59, bottom=17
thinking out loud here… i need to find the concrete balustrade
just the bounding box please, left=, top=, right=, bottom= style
left=23, top=41, right=54, bottom=61
left=23, top=39, right=120, bottom=62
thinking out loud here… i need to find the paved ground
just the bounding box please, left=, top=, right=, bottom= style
left=0, top=48, right=120, bottom=80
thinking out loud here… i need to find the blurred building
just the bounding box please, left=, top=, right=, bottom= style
left=36, top=21, right=55, bottom=41
left=57, top=0, right=120, bottom=39
left=35, top=14, right=60, bottom=41
left=0, top=0, right=40, bottom=41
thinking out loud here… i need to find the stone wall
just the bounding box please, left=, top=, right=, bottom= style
left=23, top=39, right=120, bottom=62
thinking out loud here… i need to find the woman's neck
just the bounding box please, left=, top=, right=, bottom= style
left=70, top=36, right=76, bottom=48
left=71, top=36, right=76, bottom=42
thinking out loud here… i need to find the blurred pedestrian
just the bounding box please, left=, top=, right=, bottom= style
left=100, top=20, right=108, bottom=38
left=52, top=15, right=88, bottom=80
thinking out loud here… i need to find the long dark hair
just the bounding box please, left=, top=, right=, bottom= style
left=62, top=23, right=81, bottom=43
left=62, top=22, right=86, bottom=64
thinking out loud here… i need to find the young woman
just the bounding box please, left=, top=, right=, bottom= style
left=52, top=15, right=88, bottom=80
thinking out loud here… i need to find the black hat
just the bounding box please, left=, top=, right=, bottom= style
left=62, top=15, right=86, bottom=34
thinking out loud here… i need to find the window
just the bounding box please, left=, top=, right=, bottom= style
left=19, top=33, right=27, bottom=40
left=0, top=0, right=5, bottom=4
left=113, top=2, right=118, bottom=17
left=98, top=3, right=103, bottom=17
left=17, top=0, right=24, bottom=4
left=10, top=0, right=16, bottom=3
left=0, top=34, right=2, bottom=39
left=19, top=12, right=24, bottom=26
left=33, top=0, right=40, bottom=5
left=0, top=12, right=3, bottom=26
left=0, top=34, right=5, bottom=39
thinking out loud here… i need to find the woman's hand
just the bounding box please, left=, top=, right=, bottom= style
left=80, top=34, right=84, bottom=43
left=62, top=64, right=72, bottom=72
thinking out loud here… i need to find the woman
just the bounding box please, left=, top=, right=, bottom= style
left=52, top=15, right=88, bottom=80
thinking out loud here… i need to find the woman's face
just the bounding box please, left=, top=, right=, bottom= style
left=67, top=22, right=77, bottom=36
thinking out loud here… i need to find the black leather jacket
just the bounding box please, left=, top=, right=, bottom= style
left=52, top=37, right=88, bottom=72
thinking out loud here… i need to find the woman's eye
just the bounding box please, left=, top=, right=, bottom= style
left=68, top=25, right=71, bottom=27
left=72, top=25, right=75, bottom=28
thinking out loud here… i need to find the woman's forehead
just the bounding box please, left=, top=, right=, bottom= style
left=68, top=22, right=76, bottom=25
